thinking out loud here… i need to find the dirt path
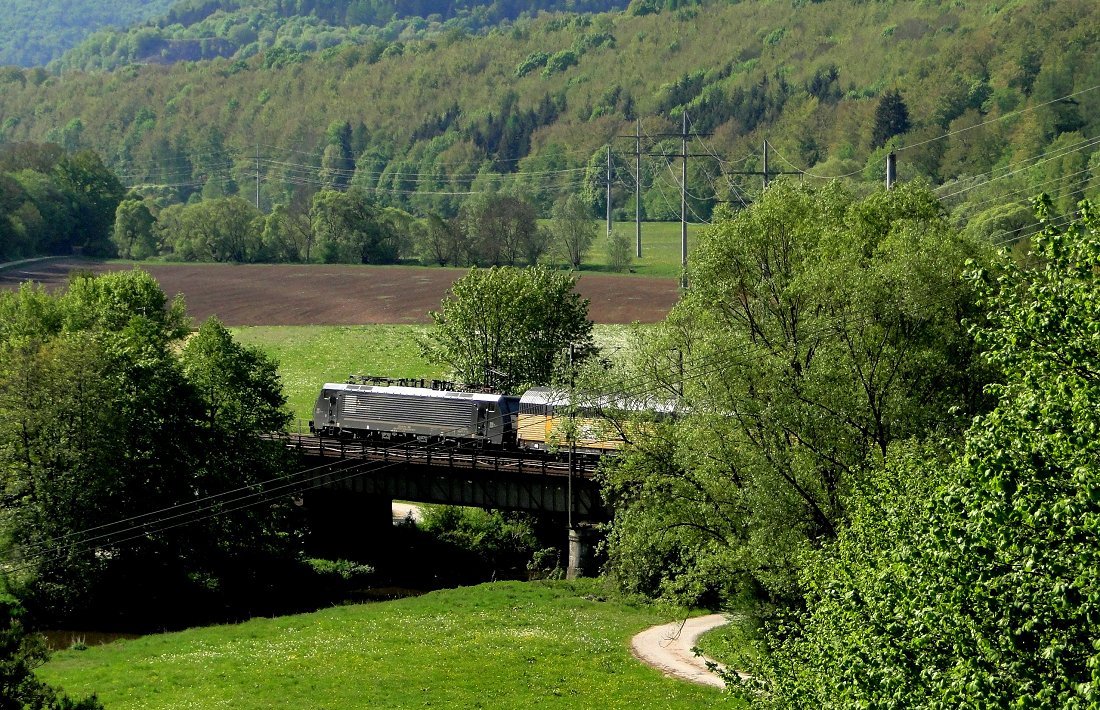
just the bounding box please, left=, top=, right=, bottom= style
left=0, top=255, right=63, bottom=271
left=391, top=502, right=423, bottom=525
left=630, top=613, right=730, bottom=689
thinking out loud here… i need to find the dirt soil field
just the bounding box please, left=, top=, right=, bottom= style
left=0, top=260, right=680, bottom=326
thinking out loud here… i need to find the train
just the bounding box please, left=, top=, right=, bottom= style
left=309, top=377, right=665, bottom=456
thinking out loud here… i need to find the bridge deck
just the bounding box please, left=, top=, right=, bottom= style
left=281, top=433, right=601, bottom=479
left=273, top=433, right=609, bottom=519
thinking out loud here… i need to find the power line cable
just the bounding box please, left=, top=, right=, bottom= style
left=952, top=168, right=1095, bottom=216
left=933, top=133, right=1100, bottom=194
left=937, top=135, right=1100, bottom=202
left=766, top=142, right=864, bottom=180
left=897, top=82, right=1100, bottom=154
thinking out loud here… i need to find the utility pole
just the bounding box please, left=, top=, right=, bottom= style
left=635, top=119, right=642, bottom=258
left=681, top=112, right=688, bottom=289
left=762, top=139, right=769, bottom=190
left=254, top=144, right=260, bottom=210
left=606, top=145, right=613, bottom=235
left=725, top=139, right=801, bottom=200
left=567, top=343, right=575, bottom=532
left=620, top=117, right=711, bottom=283
left=886, top=152, right=897, bottom=190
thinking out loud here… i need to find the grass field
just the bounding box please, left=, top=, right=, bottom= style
left=695, top=619, right=759, bottom=675
left=40, top=580, right=740, bottom=709
left=558, top=221, right=706, bottom=279
left=231, top=324, right=642, bottom=423
left=230, top=324, right=440, bottom=425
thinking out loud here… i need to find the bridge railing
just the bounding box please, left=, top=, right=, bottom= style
left=273, top=431, right=599, bottom=479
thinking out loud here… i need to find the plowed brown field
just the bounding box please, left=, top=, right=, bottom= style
left=0, top=259, right=680, bottom=326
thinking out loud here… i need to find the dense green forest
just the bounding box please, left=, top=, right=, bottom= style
left=0, top=0, right=632, bottom=68
left=0, top=143, right=124, bottom=261
left=0, top=0, right=1096, bottom=258
left=54, top=0, right=637, bottom=71
left=0, top=0, right=176, bottom=67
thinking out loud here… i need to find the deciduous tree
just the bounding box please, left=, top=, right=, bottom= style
left=755, top=198, right=1100, bottom=708
left=422, top=265, right=594, bottom=392
left=159, top=197, right=263, bottom=262
left=0, top=271, right=299, bottom=627
left=602, top=181, right=990, bottom=606
left=53, top=150, right=125, bottom=256
left=459, top=193, right=540, bottom=266
left=311, top=187, right=400, bottom=264
left=550, top=194, right=597, bottom=268
left=112, top=198, right=157, bottom=259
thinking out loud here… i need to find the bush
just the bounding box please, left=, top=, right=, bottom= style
left=1, top=602, right=104, bottom=709
left=305, top=558, right=375, bottom=584
left=420, top=507, right=541, bottom=579
left=606, top=229, right=633, bottom=272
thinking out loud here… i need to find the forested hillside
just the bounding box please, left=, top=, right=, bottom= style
left=1, top=0, right=1096, bottom=237
left=55, top=0, right=636, bottom=71
left=0, top=0, right=176, bottom=67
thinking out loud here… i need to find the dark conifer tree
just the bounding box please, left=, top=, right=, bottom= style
left=872, top=89, right=912, bottom=148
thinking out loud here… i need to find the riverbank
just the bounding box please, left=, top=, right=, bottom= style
left=40, top=580, right=741, bottom=708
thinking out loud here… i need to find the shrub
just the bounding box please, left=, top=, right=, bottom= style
left=607, top=229, right=633, bottom=272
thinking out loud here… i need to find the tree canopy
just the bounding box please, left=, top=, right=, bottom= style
left=601, top=180, right=991, bottom=606
left=0, top=145, right=123, bottom=261
left=0, top=270, right=299, bottom=627
left=751, top=198, right=1100, bottom=707
left=421, top=265, right=594, bottom=392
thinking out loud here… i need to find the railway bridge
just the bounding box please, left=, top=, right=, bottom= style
left=280, top=433, right=607, bottom=577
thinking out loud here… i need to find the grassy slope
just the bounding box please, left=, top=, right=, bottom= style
left=695, top=620, right=760, bottom=674
left=40, top=580, right=741, bottom=709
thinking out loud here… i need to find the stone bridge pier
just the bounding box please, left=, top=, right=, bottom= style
left=567, top=525, right=600, bottom=579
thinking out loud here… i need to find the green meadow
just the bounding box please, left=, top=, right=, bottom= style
left=230, top=324, right=440, bottom=425
left=231, top=324, right=642, bottom=423
left=552, top=220, right=706, bottom=279
left=40, top=580, right=740, bottom=709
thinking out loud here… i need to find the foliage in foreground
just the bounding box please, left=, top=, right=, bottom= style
left=39, top=581, right=738, bottom=709
left=751, top=200, right=1100, bottom=707
left=0, top=601, right=102, bottom=709
left=0, top=270, right=301, bottom=628
left=600, top=181, right=991, bottom=609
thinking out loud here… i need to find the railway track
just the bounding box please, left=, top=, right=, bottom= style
left=265, top=432, right=603, bottom=479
